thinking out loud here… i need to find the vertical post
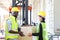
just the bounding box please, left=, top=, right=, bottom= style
left=40, top=0, right=43, bottom=10
left=30, top=10, right=31, bottom=25
left=50, top=36, right=53, bottom=40
left=22, top=0, right=26, bottom=25
left=12, top=0, right=16, bottom=7
left=22, top=0, right=25, bottom=23
left=25, top=0, right=28, bottom=24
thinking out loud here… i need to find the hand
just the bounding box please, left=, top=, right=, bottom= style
left=28, top=33, right=32, bottom=37
left=19, top=32, right=25, bottom=36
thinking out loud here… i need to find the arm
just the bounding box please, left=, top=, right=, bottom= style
left=32, top=23, right=40, bottom=36
left=32, top=33, right=39, bottom=36
left=9, top=30, right=24, bottom=36
left=9, top=30, right=18, bottom=34
left=6, top=19, right=19, bottom=34
left=6, top=19, right=24, bottom=36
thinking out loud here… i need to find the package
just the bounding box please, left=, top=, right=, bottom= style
left=18, top=26, right=36, bottom=40
left=18, top=36, right=32, bottom=40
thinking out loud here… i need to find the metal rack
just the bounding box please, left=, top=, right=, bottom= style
left=48, top=32, right=60, bottom=40
left=12, top=0, right=32, bottom=25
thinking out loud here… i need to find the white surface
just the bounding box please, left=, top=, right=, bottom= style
left=0, top=33, right=5, bottom=38
left=21, top=27, right=32, bottom=35
left=54, top=0, right=60, bottom=34
left=0, top=7, right=9, bottom=37
left=45, top=0, right=54, bottom=34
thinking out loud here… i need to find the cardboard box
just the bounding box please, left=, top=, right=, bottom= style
left=18, top=36, right=32, bottom=40
left=18, top=26, right=36, bottom=40
left=21, top=26, right=32, bottom=35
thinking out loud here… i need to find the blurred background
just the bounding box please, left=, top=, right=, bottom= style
left=0, top=0, right=60, bottom=40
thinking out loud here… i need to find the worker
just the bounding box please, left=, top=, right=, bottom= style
left=5, top=7, right=24, bottom=40
left=28, top=11, right=48, bottom=40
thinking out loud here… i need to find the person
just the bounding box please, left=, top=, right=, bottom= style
left=5, top=7, right=24, bottom=40
left=28, top=11, right=48, bottom=40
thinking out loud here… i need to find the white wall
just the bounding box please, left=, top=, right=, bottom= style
left=45, top=0, right=54, bottom=34
left=31, top=0, right=41, bottom=23
left=0, top=7, right=9, bottom=37
left=54, top=0, right=60, bottom=35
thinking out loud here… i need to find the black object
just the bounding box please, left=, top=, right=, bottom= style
left=39, top=23, right=43, bottom=40
left=41, top=17, right=45, bottom=23
left=18, top=27, right=21, bottom=32
left=12, top=0, right=16, bottom=7
left=34, top=23, right=36, bottom=26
